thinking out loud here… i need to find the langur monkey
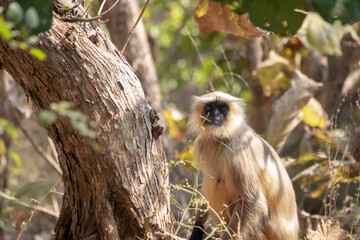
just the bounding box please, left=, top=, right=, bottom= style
left=188, top=92, right=299, bottom=240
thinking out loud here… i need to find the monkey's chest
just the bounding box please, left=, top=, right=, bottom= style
left=202, top=174, right=235, bottom=222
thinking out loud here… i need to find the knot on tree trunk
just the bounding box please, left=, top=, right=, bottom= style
left=149, top=109, right=164, bottom=139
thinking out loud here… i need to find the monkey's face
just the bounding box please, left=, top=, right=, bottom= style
left=202, top=101, right=229, bottom=128
left=188, top=91, right=246, bottom=139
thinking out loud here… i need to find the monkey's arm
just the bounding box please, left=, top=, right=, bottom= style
left=189, top=204, right=209, bottom=240
left=222, top=199, right=268, bottom=240
left=220, top=203, right=240, bottom=240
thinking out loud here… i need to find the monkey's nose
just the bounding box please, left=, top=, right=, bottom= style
left=213, top=109, right=220, bottom=116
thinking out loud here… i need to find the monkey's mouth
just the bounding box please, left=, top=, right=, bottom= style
left=205, top=120, right=223, bottom=127
left=201, top=114, right=224, bottom=127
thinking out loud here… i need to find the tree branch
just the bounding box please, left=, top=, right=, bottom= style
left=0, top=191, right=59, bottom=219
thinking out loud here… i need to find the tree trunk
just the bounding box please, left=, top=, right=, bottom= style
left=104, top=0, right=163, bottom=112
left=0, top=1, right=172, bottom=239
left=319, top=34, right=358, bottom=115
left=245, top=37, right=271, bottom=134
left=104, top=0, right=174, bottom=160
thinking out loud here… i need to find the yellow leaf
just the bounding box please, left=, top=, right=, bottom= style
left=334, top=165, right=358, bottom=183
left=301, top=97, right=328, bottom=129
left=287, top=152, right=326, bottom=168
left=195, top=0, right=209, bottom=18
left=0, top=140, right=6, bottom=156
left=174, top=147, right=198, bottom=171
left=164, top=108, right=187, bottom=142
left=256, top=51, right=293, bottom=96
left=9, top=151, right=22, bottom=166
left=309, top=182, right=328, bottom=198
left=164, top=109, right=177, bottom=139
left=312, top=128, right=329, bottom=142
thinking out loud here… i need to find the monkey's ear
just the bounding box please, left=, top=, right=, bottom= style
left=192, top=95, right=201, bottom=102
left=234, top=98, right=246, bottom=118
left=236, top=98, right=245, bottom=107
left=190, top=96, right=202, bottom=111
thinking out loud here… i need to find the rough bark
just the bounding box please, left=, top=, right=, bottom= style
left=103, top=0, right=185, bottom=221
left=104, top=0, right=162, bottom=112
left=0, top=1, right=172, bottom=239
left=103, top=0, right=175, bottom=158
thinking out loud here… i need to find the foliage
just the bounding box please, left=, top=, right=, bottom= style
left=301, top=98, right=328, bottom=130
left=0, top=5, right=47, bottom=60
left=232, top=0, right=308, bottom=36
left=0, top=118, right=22, bottom=176
left=210, top=0, right=360, bottom=36
left=195, top=0, right=262, bottom=38
left=7, top=0, right=53, bottom=34
left=143, top=0, right=239, bottom=97
left=266, top=70, right=323, bottom=150
left=0, top=118, right=18, bottom=139
left=39, top=101, right=97, bottom=139
left=313, top=0, right=360, bottom=24
left=297, top=12, right=349, bottom=55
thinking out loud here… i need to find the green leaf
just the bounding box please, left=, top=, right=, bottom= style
left=0, top=118, right=18, bottom=139
left=7, top=2, right=24, bottom=24
left=61, top=6, right=70, bottom=11
left=313, top=0, right=360, bottom=24
left=9, top=152, right=22, bottom=167
left=24, top=7, right=40, bottom=30
left=15, top=0, right=53, bottom=34
left=27, top=35, right=39, bottom=44
left=50, top=101, right=71, bottom=113
left=29, top=48, right=47, bottom=61
left=14, top=180, right=56, bottom=199
left=39, top=110, right=57, bottom=127
left=49, top=101, right=97, bottom=138
left=19, top=42, right=28, bottom=50
left=241, top=0, right=308, bottom=36
left=0, top=15, right=12, bottom=41
left=91, top=142, right=103, bottom=152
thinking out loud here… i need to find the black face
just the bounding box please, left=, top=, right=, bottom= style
left=202, top=101, right=229, bottom=127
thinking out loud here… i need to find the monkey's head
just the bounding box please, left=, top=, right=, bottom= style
left=188, top=91, right=246, bottom=139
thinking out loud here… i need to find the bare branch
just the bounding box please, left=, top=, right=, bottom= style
left=121, top=0, right=151, bottom=54
left=0, top=191, right=58, bottom=219
left=9, top=107, right=62, bottom=175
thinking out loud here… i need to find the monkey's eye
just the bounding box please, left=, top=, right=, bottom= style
left=204, top=104, right=212, bottom=112
left=220, top=104, right=228, bottom=112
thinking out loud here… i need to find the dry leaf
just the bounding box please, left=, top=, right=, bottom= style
left=341, top=69, right=360, bottom=94
left=256, top=50, right=293, bottom=97
left=301, top=97, right=328, bottom=130
left=194, top=0, right=263, bottom=39
left=267, top=70, right=323, bottom=151
left=306, top=219, right=353, bottom=240
left=297, top=12, right=345, bottom=56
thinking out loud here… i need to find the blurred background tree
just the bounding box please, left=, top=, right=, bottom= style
left=0, top=0, right=360, bottom=239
